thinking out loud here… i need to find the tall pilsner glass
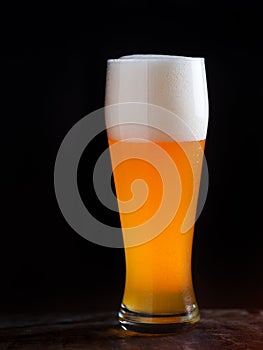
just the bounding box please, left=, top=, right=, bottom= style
left=105, top=55, right=209, bottom=333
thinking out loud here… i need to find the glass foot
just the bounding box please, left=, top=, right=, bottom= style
left=118, top=304, right=200, bottom=334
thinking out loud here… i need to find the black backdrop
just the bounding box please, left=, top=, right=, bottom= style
left=1, top=1, right=263, bottom=315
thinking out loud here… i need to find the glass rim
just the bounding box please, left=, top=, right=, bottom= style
left=107, top=54, right=205, bottom=63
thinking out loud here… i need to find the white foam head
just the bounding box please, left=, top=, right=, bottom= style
left=105, top=54, right=208, bottom=141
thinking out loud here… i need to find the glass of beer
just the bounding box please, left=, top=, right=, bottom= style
left=105, top=55, right=209, bottom=333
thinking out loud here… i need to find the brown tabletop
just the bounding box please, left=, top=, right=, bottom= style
left=0, top=309, right=262, bottom=349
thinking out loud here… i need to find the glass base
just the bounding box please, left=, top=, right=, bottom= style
left=118, top=304, right=200, bottom=334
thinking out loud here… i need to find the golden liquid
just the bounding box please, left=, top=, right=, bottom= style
left=108, top=138, right=205, bottom=314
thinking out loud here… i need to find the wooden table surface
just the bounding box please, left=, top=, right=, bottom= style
left=0, top=309, right=262, bottom=349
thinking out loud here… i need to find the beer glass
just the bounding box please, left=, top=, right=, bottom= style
left=105, top=55, right=208, bottom=333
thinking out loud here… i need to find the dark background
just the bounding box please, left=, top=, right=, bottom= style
left=1, top=0, right=262, bottom=316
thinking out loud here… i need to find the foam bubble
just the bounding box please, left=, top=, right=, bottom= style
left=105, top=54, right=208, bottom=142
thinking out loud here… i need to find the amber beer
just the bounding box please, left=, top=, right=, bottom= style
left=105, top=55, right=209, bottom=332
